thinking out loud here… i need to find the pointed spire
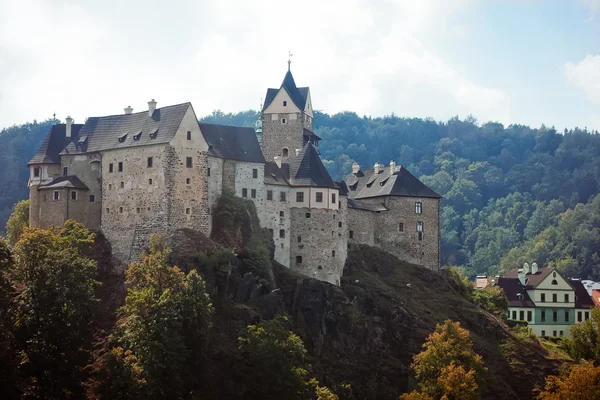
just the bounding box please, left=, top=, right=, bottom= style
left=288, top=51, right=293, bottom=71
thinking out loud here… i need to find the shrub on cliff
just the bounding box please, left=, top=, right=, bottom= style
left=5, top=199, right=29, bottom=246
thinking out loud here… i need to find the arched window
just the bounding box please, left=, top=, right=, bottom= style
left=551, top=279, right=558, bottom=285
left=282, top=148, right=289, bottom=157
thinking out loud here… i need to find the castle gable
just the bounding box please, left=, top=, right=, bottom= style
left=28, top=124, right=84, bottom=165
left=78, top=103, right=190, bottom=153
left=263, top=70, right=309, bottom=112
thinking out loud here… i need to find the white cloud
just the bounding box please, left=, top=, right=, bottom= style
left=0, top=0, right=509, bottom=129
left=580, top=0, right=600, bottom=17
left=565, top=54, right=600, bottom=104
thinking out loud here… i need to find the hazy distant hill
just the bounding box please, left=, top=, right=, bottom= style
left=3, top=111, right=600, bottom=279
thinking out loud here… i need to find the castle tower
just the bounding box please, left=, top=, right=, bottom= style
left=261, top=65, right=318, bottom=162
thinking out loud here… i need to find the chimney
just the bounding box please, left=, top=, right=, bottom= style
left=523, top=262, right=530, bottom=275
left=274, top=156, right=282, bottom=168
left=148, top=99, right=157, bottom=117
left=124, top=106, right=133, bottom=115
left=517, top=269, right=526, bottom=285
left=295, top=148, right=302, bottom=156
left=389, top=160, right=397, bottom=173
left=352, top=162, right=360, bottom=174
left=531, top=262, right=538, bottom=274
left=65, top=115, right=73, bottom=138
left=374, top=162, right=381, bottom=174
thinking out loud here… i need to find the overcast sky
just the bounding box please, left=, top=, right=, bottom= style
left=1, top=0, right=600, bottom=131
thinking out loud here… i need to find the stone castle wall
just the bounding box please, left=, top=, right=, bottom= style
left=207, top=156, right=223, bottom=234
left=264, top=184, right=291, bottom=267
left=261, top=112, right=305, bottom=162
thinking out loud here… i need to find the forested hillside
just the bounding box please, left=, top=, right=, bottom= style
left=3, top=111, right=600, bottom=279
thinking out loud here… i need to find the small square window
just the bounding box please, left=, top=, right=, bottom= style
left=147, top=157, right=153, bottom=168
left=280, top=192, right=286, bottom=202
left=242, top=188, right=248, bottom=198
left=119, top=207, right=124, bottom=214
left=71, top=191, right=77, bottom=200
left=251, top=189, right=256, bottom=198
left=281, top=118, right=287, bottom=124
left=267, top=190, right=273, bottom=200
left=252, top=169, right=258, bottom=179
left=89, top=195, right=95, bottom=202
left=120, top=181, right=124, bottom=189
left=185, top=208, right=191, bottom=215
left=306, top=213, right=311, bottom=218
left=63, top=167, right=68, bottom=176
left=349, top=230, right=354, bottom=239
left=279, top=229, right=285, bottom=238
left=136, top=208, right=141, bottom=214
left=332, top=250, right=335, bottom=257
left=33, top=167, right=40, bottom=177
left=186, top=178, right=191, bottom=185
left=399, top=223, right=404, bottom=232
left=316, top=192, right=323, bottom=202
left=296, top=192, right=304, bottom=202
left=106, top=208, right=110, bottom=214
left=109, top=163, right=114, bottom=173
left=53, top=191, right=60, bottom=200
left=208, top=167, right=211, bottom=176
left=297, top=235, right=302, bottom=243
left=186, top=157, right=193, bottom=168
left=186, top=131, right=191, bottom=140
left=296, top=256, right=302, bottom=264
left=338, top=221, right=342, bottom=228
left=118, top=162, right=123, bottom=172
left=283, top=100, right=287, bottom=106
left=149, top=178, right=153, bottom=185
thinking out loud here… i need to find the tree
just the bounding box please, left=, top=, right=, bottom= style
left=94, top=347, right=147, bottom=400
left=5, top=199, right=29, bottom=245
left=11, top=220, right=98, bottom=398
left=537, top=362, right=600, bottom=399
left=568, top=308, right=600, bottom=361
left=0, top=236, right=18, bottom=397
left=114, top=234, right=213, bottom=399
left=473, top=286, right=509, bottom=319
left=403, top=320, right=486, bottom=399
left=238, top=316, right=314, bottom=400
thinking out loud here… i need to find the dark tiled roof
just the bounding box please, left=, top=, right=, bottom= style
left=570, top=280, right=596, bottom=309
left=262, top=70, right=309, bottom=111
left=345, top=165, right=441, bottom=200
left=38, top=175, right=89, bottom=190
left=335, top=181, right=349, bottom=196
left=504, top=268, right=555, bottom=289
left=200, top=123, right=265, bottom=164
left=288, top=143, right=335, bottom=188
left=497, top=277, right=535, bottom=308
left=348, top=198, right=388, bottom=212
left=303, top=128, right=321, bottom=141
left=28, top=124, right=84, bottom=165
left=265, top=162, right=290, bottom=186
left=78, top=103, right=191, bottom=153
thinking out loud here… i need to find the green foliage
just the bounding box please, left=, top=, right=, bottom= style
left=567, top=308, right=600, bottom=361
left=0, top=236, right=17, bottom=396
left=473, top=286, right=509, bottom=318
left=444, top=266, right=473, bottom=299
left=11, top=220, right=98, bottom=398
left=238, top=316, right=314, bottom=400
left=95, top=347, right=147, bottom=400
left=113, top=234, right=213, bottom=399
left=5, top=199, right=29, bottom=245
left=404, top=320, right=486, bottom=399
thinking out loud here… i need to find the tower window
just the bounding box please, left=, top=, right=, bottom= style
left=283, top=100, right=287, bottom=106
left=71, top=191, right=77, bottom=200
left=186, top=157, right=193, bottom=168
left=399, top=223, right=404, bottom=232
left=253, top=168, right=258, bottom=178
left=149, top=178, right=153, bottom=185
left=282, top=148, right=289, bottom=157
left=120, top=181, right=124, bottom=189
left=53, top=191, right=60, bottom=200
left=136, top=208, right=141, bottom=214
left=416, top=222, right=423, bottom=232
left=187, top=131, right=191, bottom=140
left=109, top=163, right=114, bottom=173
left=33, top=167, right=40, bottom=177
left=279, top=229, right=285, bottom=238
left=297, top=235, right=302, bottom=243
left=281, top=118, right=287, bottom=124
left=186, top=178, right=191, bottom=184
left=89, top=195, right=95, bottom=202
left=118, top=162, right=123, bottom=172
left=332, top=193, right=336, bottom=204
left=338, top=221, right=342, bottom=228
left=186, top=208, right=191, bottom=215
left=280, top=192, right=286, bottom=202
left=106, top=208, right=110, bottom=214
left=332, top=250, right=335, bottom=257
left=63, top=167, right=68, bottom=176
left=349, top=230, right=354, bottom=239
left=415, top=202, right=423, bottom=214
left=296, top=256, right=302, bottom=264
left=251, top=189, right=256, bottom=198
left=119, top=207, right=124, bottom=214
left=267, top=190, right=273, bottom=200
left=208, top=168, right=211, bottom=176
left=316, top=192, right=323, bottom=202
left=296, top=192, right=304, bottom=202
left=242, top=188, right=248, bottom=198
left=108, top=184, right=112, bottom=190
left=147, top=157, right=153, bottom=168
left=305, top=213, right=311, bottom=218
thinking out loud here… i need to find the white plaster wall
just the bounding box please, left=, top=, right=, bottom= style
left=528, top=288, right=575, bottom=307
left=264, top=89, right=300, bottom=114
left=530, top=324, right=571, bottom=337
left=289, top=187, right=339, bottom=210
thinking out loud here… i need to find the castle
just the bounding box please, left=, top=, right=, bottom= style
left=27, top=66, right=441, bottom=285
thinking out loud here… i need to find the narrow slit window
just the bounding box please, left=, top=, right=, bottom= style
left=147, top=157, right=153, bottom=168
left=187, top=131, right=192, bottom=140
left=251, top=189, right=256, bottom=198
left=118, top=162, right=123, bottom=172
left=71, top=191, right=77, bottom=200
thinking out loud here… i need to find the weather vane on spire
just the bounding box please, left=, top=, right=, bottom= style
left=288, top=51, right=294, bottom=71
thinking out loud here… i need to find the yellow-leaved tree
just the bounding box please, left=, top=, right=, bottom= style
left=537, top=362, right=600, bottom=400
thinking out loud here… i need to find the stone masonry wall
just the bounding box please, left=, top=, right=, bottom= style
left=61, top=153, right=102, bottom=230
left=37, top=188, right=68, bottom=228
left=289, top=207, right=346, bottom=285
left=222, top=160, right=236, bottom=192
left=207, top=156, right=223, bottom=234
left=347, top=208, right=376, bottom=246
left=234, top=161, right=266, bottom=225
left=264, top=184, right=290, bottom=267
left=261, top=112, right=305, bottom=162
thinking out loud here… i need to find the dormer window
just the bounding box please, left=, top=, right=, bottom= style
left=133, top=130, right=142, bottom=141
left=118, top=132, right=128, bottom=143
left=149, top=127, right=158, bottom=139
